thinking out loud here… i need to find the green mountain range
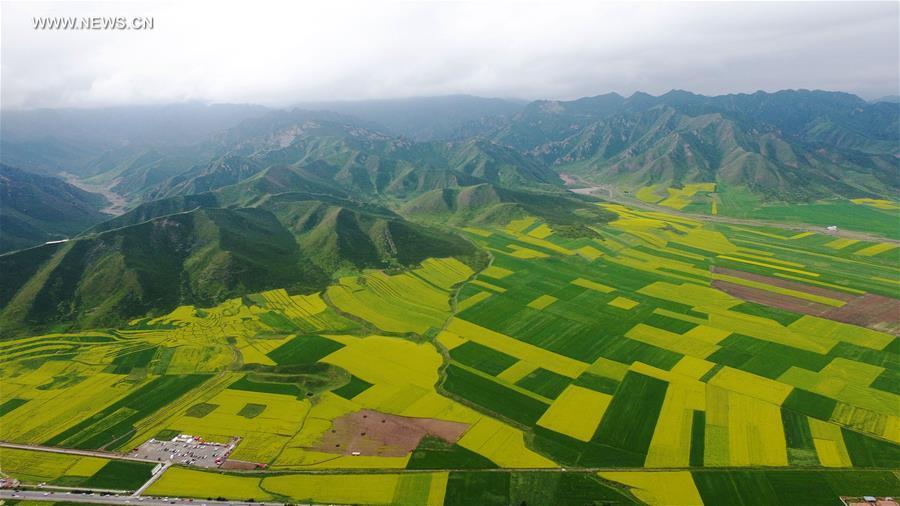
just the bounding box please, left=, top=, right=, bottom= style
left=1, top=89, right=897, bottom=332
left=0, top=193, right=477, bottom=333
left=482, top=90, right=899, bottom=201
left=145, top=111, right=561, bottom=202
left=0, top=164, right=109, bottom=253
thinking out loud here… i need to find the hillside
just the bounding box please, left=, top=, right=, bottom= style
left=0, top=164, right=109, bottom=253
left=146, top=110, right=561, bottom=201
left=483, top=90, right=900, bottom=204
left=402, top=182, right=615, bottom=230
left=548, top=107, right=897, bottom=201
left=3, top=91, right=897, bottom=211
left=0, top=207, right=322, bottom=331
left=263, top=192, right=476, bottom=273
left=1, top=195, right=476, bottom=332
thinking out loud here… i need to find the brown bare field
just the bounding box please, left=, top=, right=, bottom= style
left=312, top=409, right=469, bottom=457
left=712, top=280, right=833, bottom=316
left=713, top=267, right=899, bottom=335
left=713, top=266, right=856, bottom=301
left=823, top=294, right=900, bottom=335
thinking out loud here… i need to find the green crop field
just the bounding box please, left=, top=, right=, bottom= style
left=2, top=202, right=898, bottom=505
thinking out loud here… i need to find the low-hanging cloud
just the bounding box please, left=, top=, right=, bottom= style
left=2, top=1, right=898, bottom=109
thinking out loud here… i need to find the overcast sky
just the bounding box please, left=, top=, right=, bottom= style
left=2, top=1, right=898, bottom=109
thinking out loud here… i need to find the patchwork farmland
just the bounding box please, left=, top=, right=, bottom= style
left=1, top=205, right=898, bottom=505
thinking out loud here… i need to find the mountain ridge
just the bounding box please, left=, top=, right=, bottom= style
left=0, top=164, right=110, bottom=253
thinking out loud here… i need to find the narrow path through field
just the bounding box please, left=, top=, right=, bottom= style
left=4, top=439, right=899, bottom=475
left=0, top=490, right=297, bottom=506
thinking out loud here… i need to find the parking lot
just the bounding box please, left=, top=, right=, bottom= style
left=127, top=435, right=238, bottom=468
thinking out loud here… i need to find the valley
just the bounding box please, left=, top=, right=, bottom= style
left=61, top=173, right=128, bottom=216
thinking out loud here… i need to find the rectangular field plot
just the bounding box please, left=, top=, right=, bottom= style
left=266, top=334, right=345, bottom=365
left=0, top=447, right=153, bottom=490
left=193, top=467, right=447, bottom=506
left=0, top=371, right=141, bottom=444
left=706, top=333, right=831, bottom=379
left=444, top=471, right=638, bottom=505
left=332, top=375, right=373, bottom=400
left=446, top=319, right=588, bottom=378
left=514, top=368, right=571, bottom=399
left=44, top=374, right=211, bottom=450
left=164, top=388, right=312, bottom=464
left=526, top=294, right=558, bottom=309
left=0, top=398, right=28, bottom=416
left=443, top=364, right=549, bottom=426
left=185, top=402, right=219, bottom=418
left=691, top=469, right=900, bottom=506
left=537, top=386, right=612, bottom=441
left=644, top=379, right=706, bottom=468
left=609, top=296, right=639, bottom=310
left=237, top=403, right=267, bottom=418
left=81, top=460, right=156, bottom=490
left=449, top=341, right=519, bottom=376
left=600, top=471, right=703, bottom=506
left=592, top=371, right=669, bottom=466
left=0, top=447, right=108, bottom=485
left=626, top=323, right=719, bottom=358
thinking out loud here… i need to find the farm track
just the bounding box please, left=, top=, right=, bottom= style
left=0, top=441, right=158, bottom=463
left=568, top=184, right=900, bottom=245
left=0, top=490, right=296, bottom=506
left=4, top=442, right=897, bottom=474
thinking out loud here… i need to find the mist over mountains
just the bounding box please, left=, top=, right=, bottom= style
left=3, top=90, right=896, bottom=205
left=1, top=89, right=897, bottom=330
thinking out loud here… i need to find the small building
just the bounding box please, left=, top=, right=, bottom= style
left=840, top=496, right=900, bottom=506
left=0, top=478, right=20, bottom=489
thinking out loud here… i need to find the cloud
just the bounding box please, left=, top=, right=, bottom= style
left=2, top=0, right=897, bottom=109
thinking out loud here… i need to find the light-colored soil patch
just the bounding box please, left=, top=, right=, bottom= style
left=312, top=409, right=469, bottom=457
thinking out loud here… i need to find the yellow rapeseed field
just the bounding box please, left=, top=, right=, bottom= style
left=147, top=467, right=270, bottom=500
left=808, top=418, right=852, bottom=467
left=447, top=319, right=588, bottom=378
left=608, top=296, right=638, bottom=310
left=526, top=294, right=558, bottom=310
left=600, top=471, right=703, bottom=506
left=536, top=386, right=612, bottom=441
